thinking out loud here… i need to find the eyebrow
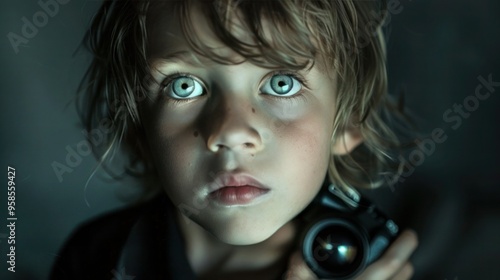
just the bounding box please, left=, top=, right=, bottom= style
left=151, top=51, right=204, bottom=68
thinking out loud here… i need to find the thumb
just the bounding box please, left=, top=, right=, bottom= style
left=283, top=251, right=318, bottom=280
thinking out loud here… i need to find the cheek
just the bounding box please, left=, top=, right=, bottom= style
left=275, top=107, right=332, bottom=163
left=143, top=99, right=202, bottom=158
left=142, top=106, right=204, bottom=193
left=271, top=110, right=333, bottom=195
left=148, top=135, right=206, bottom=210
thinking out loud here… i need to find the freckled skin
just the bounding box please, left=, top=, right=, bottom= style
left=142, top=3, right=338, bottom=246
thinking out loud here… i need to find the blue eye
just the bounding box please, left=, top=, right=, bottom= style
left=166, top=76, right=205, bottom=99
left=261, top=74, right=302, bottom=97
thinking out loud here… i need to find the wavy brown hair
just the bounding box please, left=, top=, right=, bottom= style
left=79, top=0, right=404, bottom=200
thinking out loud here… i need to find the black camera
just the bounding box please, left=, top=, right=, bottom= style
left=301, top=181, right=399, bottom=279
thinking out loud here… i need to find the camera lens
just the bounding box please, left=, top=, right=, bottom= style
left=302, top=219, right=368, bottom=279
left=313, top=226, right=360, bottom=268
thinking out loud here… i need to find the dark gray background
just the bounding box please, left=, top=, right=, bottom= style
left=0, top=0, right=499, bottom=279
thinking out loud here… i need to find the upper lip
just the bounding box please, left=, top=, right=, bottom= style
left=207, top=172, right=270, bottom=193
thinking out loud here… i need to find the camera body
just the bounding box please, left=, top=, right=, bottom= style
left=301, top=181, right=399, bottom=279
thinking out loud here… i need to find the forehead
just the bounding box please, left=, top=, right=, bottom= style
left=145, top=0, right=321, bottom=70
left=147, top=1, right=249, bottom=64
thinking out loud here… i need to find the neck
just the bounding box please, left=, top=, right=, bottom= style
left=176, top=211, right=298, bottom=280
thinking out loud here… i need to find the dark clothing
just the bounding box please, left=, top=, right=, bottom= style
left=50, top=195, right=197, bottom=280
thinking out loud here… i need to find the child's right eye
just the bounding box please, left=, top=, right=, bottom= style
left=163, top=76, right=206, bottom=99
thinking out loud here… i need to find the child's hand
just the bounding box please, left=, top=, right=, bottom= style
left=284, top=229, right=418, bottom=280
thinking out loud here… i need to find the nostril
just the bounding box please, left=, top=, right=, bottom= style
left=243, top=143, right=254, bottom=148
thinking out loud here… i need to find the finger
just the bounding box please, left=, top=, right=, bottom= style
left=284, top=251, right=318, bottom=280
left=358, top=229, right=418, bottom=280
left=390, top=262, right=414, bottom=280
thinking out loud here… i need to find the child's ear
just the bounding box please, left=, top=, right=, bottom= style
left=331, top=126, right=363, bottom=155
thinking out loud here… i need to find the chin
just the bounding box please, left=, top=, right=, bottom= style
left=205, top=218, right=283, bottom=246
left=215, top=228, right=277, bottom=245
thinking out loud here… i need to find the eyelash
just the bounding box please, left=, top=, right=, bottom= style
left=260, top=71, right=310, bottom=103
left=160, top=70, right=310, bottom=105
left=160, top=71, right=203, bottom=105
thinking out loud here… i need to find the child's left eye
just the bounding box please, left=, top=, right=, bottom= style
left=260, top=74, right=302, bottom=97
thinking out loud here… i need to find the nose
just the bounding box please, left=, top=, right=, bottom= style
left=206, top=98, right=264, bottom=154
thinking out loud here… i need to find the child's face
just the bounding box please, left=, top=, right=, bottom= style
left=141, top=3, right=338, bottom=245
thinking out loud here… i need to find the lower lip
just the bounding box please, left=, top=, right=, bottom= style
left=209, top=185, right=269, bottom=205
